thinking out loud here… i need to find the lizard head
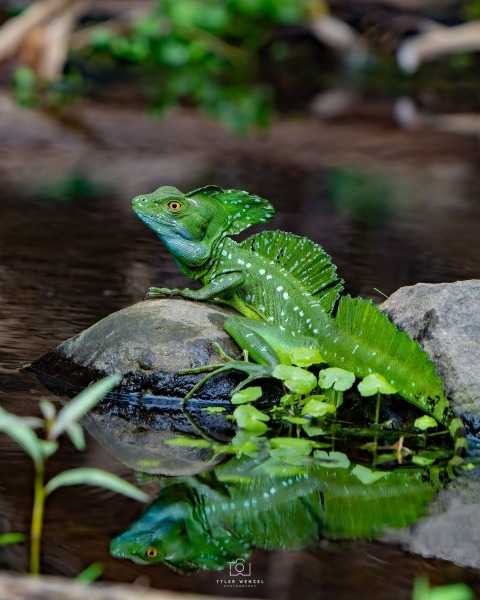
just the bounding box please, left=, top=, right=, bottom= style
left=132, top=185, right=275, bottom=267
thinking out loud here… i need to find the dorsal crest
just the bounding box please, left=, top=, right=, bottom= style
left=186, top=186, right=275, bottom=235
left=239, top=230, right=344, bottom=314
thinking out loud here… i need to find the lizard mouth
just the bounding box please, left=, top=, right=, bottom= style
left=134, top=209, right=194, bottom=240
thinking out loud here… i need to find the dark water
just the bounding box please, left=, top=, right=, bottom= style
left=1, top=148, right=480, bottom=598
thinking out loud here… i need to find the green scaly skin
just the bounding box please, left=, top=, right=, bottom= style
left=132, top=185, right=467, bottom=461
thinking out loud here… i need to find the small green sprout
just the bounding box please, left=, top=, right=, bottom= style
left=358, top=373, right=398, bottom=425
left=317, top=367, right=355, bottom=407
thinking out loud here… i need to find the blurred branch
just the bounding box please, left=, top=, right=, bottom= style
left=397, top=21, right=480, bottom=73
left=310, top=14, right=360, bottom=53
left=37, top=1, right=86, bottom=78
left=0, top=0, right=81, bottom=63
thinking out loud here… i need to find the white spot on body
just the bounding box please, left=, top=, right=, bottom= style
left=283, top=292, right=289, bottom=300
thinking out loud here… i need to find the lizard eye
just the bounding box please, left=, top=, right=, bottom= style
left=167, top=200, right=182, bottom=212
left=145, top=547, right=158, bottom=558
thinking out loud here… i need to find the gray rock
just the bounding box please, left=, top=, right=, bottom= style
left=27, top=298, right=251, bottom=475
left=387, top=472, right=480, bottom=569
left=381, top=280, right=480, bottom=568
left=58, top=297, right=243, bottom=376
left=28, top=298, right=245, bottom=400
left=381, top=280, right=480, bottom=420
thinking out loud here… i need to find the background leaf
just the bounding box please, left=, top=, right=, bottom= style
left=44, top=468, right=149, bottom=503
left=50, top=373, right=122, bottom=439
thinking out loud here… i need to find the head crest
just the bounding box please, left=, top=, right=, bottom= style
left=186, top=185, right=275, bottom=235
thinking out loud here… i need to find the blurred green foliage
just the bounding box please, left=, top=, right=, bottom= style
left=86, top=0, right=314, bottom=131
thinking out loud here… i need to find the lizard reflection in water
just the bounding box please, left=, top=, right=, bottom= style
left=111, top=455, right=448, bottom=574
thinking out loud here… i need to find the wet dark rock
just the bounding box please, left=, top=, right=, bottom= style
left=27, top=298, right=245, bottom=401
left=381, top=280, right=480, bottom=425
left=26, top=298, right=281, bottom=474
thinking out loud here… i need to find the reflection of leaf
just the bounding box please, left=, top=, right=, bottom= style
left=414, top=415, right=438, bottom=431
left=229, top=430, right=264, bottom=457
left=203, top=406, right=227, bottom=413
left=231, top=386, right=262, bottom=404
left=166, top=436, right=212, bottom=448
left=290, top=347, right=324, bottom=368
left=269, top=438, right=314, bottom=456
left=412, top=455, right=435, bottom=466
left=302, top=423, right=328, bottom=438
left=44, top=468, right=149, bottom=502
left=358, top=373, right=397, bottom=396
left=302, top=398, right=336, bottom=417
left=318, top=368, right=355, bottom=392
left=233, top=404, right=270, bottom=433
left=50, top=374, right=122, bottom=439
left=273, top=365, right=317, bottom=395
left=314, top=451, right=350, bottom=469
left=282, top=416, right=309, bottom=425
left=352, top=465, right=389, bottom=484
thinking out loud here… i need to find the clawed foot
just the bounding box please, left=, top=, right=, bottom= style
left=144, top=287, right=177, bottom=300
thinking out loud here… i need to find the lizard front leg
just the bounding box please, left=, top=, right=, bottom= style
left=145, top=271, right=245, bottom=301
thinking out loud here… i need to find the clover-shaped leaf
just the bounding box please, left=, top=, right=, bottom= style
left=273, top=364, right=317, bottom=395
left=301, top=397, right=337, bottom=418
left=414, top=415, right=438, bottom=431
left=318, top=368, right=355, bottom=392
left=357, top=373, right=397, bottom=397
left=231, top=386, right=262, bottom=405
left=290, top=347, right=324, bottom=368
left=233, top=404, right=270, bottom=433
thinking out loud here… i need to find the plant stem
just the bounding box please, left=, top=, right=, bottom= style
left=375, top=391, right=381, bottom=425
left=30, top=463, right=45, bottom=575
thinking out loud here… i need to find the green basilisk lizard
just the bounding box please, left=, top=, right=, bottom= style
left=132, top=185, right=467, bottom=460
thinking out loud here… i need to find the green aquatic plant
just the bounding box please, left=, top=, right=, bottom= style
left=0, top=374, right=148, bottom=575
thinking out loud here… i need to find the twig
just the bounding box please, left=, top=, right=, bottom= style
left=37, top=0, right=86, bottom=79
left=0, top=0, right=81, bottom=62
left=397, top=20, right=480, bottom=73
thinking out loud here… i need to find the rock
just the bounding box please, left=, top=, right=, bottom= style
left=26, top=298, right=252, bottom=473
left=381, top=280, right=480, bottom=428
left=387, top=471, right=480, bottom=569
left=27, top=298, right=245, bottom=401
